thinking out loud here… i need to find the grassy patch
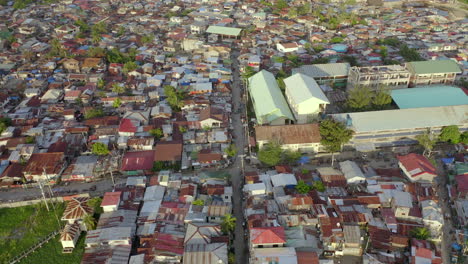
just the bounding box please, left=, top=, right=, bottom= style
left=18, top=233, right=85, bottom=264
left=0, top=203, right=65, bottom=263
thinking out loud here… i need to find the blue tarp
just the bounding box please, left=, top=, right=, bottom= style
left=221, top=80, right=230, bottom=84
left=452, top=243, right=462, bottom=251
left=442, top=157, right=455, bottom=164
left=299, top=156, right=310, bottom=164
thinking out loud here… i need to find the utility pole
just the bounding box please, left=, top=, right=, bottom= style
left=38, top=180, right=50, bottom=212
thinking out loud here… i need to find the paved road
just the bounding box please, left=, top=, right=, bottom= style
left=435, top=158, right=454, bottom=264
left=229, top=49, right=248, bottom=264
left=0, top=177, right=123, bottom=203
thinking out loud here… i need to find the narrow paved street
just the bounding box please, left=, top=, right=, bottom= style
left=229, top=49, right=248, bottom=264
left=435, top=158, right=454, bottom=264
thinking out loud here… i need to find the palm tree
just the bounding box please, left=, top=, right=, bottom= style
left=221, top=213, right=236, bottom=235
left=83, top=214, right=96, bottom=231
left=241, top=66, right=256, bottom=87
left=410, top=227, right=430, bottom=240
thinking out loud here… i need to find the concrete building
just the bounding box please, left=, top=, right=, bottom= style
left=292, top=63, right=350, bottom=88
left=331, top=105, right=468, bottom=150
left=248, top=70, right=295, bottom=125
left=255, top=124, right=321, bottom=153
left=284, top=73, right=330, bottom=123
left=347, top=65, right=411, bottom=90
left=406, top=60, right=461, bottom=87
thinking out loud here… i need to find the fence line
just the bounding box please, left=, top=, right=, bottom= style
left=9, top=230, right=60, bottom=264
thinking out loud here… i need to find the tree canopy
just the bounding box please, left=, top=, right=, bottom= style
left=372, top=86, right=392, bottom=109
left=84, top=108, right=104, bottom=119
left=439, top=125, right=461, bottom=144
left=149, top=128, right=164, bottom=140
left=295, top=180, right=311, bottom=194
left=258, top=141, right=283, bottom=167
left=224, top=144, right=237, bottom=157
left=0, top=117, right=12, bottom=134
left=319, top=119, right=354, bottom=154
left=347, top=85, right=372, bottom=111
left=91, top=142, right=109, bottom=156
left=410, top=227, right=430, bottom=240
left=112, top=83, right=125, bottom=94
left=164, top=85, right=186, bottom=111
left=112, top=98, right=122, bottom=108
left=416, top=130, right=437, bottom=157
left=221, top=214, right=236, bottom=235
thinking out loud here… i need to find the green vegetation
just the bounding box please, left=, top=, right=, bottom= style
left=91, top=142, right=109, bottom=156
left=241, top=66, right=256, bottom=85
left=410, top=227, right=430, bottom=240
left=416, top=129, right=437, bottom=157
left=319, top=119, right=354, bottom=166
left=347, top=85, right=372, bottom=111
left=87, top=197, right=103, bottom=214
left=179, top=126, right=188, bottom=133
left=439, top=125, right=461, bottom=144
left=0, top=117, right=12, bottom=134
left=164, top=85, right=186, bottom=111
left=84, top=108, right=104, bottom=119
left=18, top=233, right=85, bottom=264
left=83, top=214, right=96, bottom=231
left=312, top=181, right=326, bottom=192
left=47, top=38, right=68, bottom=58
left=74, top=19, right=90, bottom=32
left=111, top=83, right=125, bottom=94
left=399, top=44, right=424, bottom=61
left=87, top=47, right=106, bottom=58
left=105, top=48, right=135, bottom=64
left=311, top=57, right=329, bottom=64
left=461, top=131, right=468, bottom=144
left=296, top=180, right=311, bottom=194
left=25, top=136, right=35, bottom=144
left=283, top=150, right=301, bottom=164
left=140, top=34, right=154, bottom=44
left=112, top=98, right=122, bottom=108
left=192, top=199, right=204, bottom=206
left=330, top=37, right=343, bottom=43
left=346, top=85, right=392, bottom=112
left=149, top=128, right=164, bottom=140
left=122, top=61, right=138, bottom=74
left=152, top=161, right=181, bottom=172
left=377, top=37, right=401, bottom=47
left=258, top=141, right=283, bottom=167
left=0, top=203, right=64, bottom=263
left=221, top=214, right=236, bottom=235
left=342, top=55, right=359, bottom=67
left=224, top=144, right=237, bottom=158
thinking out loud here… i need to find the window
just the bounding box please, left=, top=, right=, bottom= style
left=273, top=244, right=279, bottom=248
left=211, top=217, right=216, bottom=220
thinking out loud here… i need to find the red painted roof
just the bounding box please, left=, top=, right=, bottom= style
left=250, top=226, right=286, bottom=245
left=455, top=174, right=468, bottom=192
left=101, top=191, right=122, bottom=206
left=121, top=150, right=155, bottom=171
left=119, top=118, right=138, bottom=133
left=397, top=153, right=437, bottom=177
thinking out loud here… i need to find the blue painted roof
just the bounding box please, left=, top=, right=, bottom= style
left=391, top=86, right=468, bottom=109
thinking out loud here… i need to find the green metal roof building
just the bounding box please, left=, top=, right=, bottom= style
left=248, top=70, right=295, bottom=125
left=391, top=85, right=468, bottom=109
left=406, top=60, right=461, bottom=86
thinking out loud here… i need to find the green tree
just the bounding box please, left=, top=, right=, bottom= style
left=140, top=34, right=154, bottom=44
left=153, top=161, right=165, bottom=171
left=275, top=0, right=288, bottom=10
left=460, top=131, right=468, bottom=144
left=112, top=98, right=122, bottom=108
left=241, top=66, right=256, bottom=86
left=410, top=227, right=430, bottom=240
left=372, top=86, right=392, bottom=110
left=277, top=77, right=285, bottom=90
left=295, top=180, right=311, bottom=194
left=87, top=46, right=106, bottom=57
left=83, top=214, right=96, bottom=230
left=75, top=19, right=90, bottom=32
left=117, top=26, right=125, bottom=37
left=164, top=85, right=186, bottom=111
left=379, top=46, right=388, bottom=59
left=92, top=142, right=109, bottom=156
left=0, top=117, right=12, bottom=134
left=225, top=144, right=237, bottom=157
left=319, top=119, right=354, bottom=166
left=330, top=37, right=343, bottom=43
left=123, top=61, right=138, bottom=73
left=112, top=83, right=125, bottom=94
left=97, top=78, right=105, bottom=89
left=313, top=45, right=325, bottom=53
left=221, top=213, right=236, bottom=235
left=25, top=136, right=35, bottom=144
left=202, top=125, right=212, bottom=131
left=298, top=3, right=310, bottom=15
left=312, top=181, right=326, bottom=192
left=91, top=31, right=101, bottom=44
left=347, top=85, right=372, bottom=111
left=75, top=98, right=83, bottom=106
left=399, top=44, right=423, bottom=61
left=439, top=125, right=461, bottom=144
left=283, top=150, right=301, bottom=164
left=416, top=129, right=437, bottom=157
left=87, top=197, right=103, bottom=214
left=91, top=21, right=107, bottom=34
left=288, top=7, right=298, bottom=18
left=192, top=199, right=204, bottom=206
left=179, top=126, right=188, bottom=133
left=258, top=141, right=283, bottom=167
left=48, top=38, right=67, bottom=57
left=228, top=252, right=235, bottom=264
left=149, top=128, right=164, bottom=140
left=84, top=108, right=104, bottom=119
